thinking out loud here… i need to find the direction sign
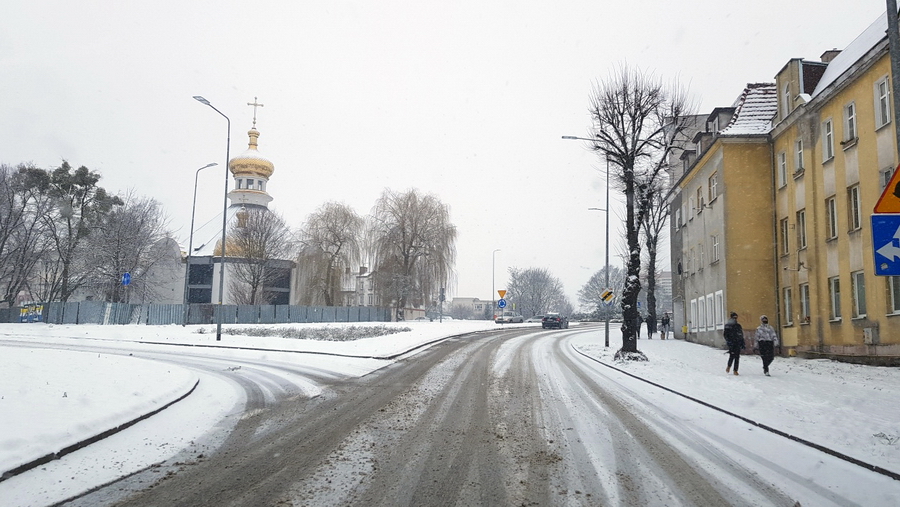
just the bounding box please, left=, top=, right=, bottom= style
left=874, top=164, right=900, bottom=213
left=872, top=214, right=900, bottom=275
left=122, top=272, right=131, bottom=286
left=497, top=290, right=507, bottom=299
left=497, top=298, right=507, bottom=308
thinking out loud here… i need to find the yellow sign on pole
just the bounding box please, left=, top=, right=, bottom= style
left=874, top=164, right=900, bottom=213
left=497, top=290, right=507, bottom=299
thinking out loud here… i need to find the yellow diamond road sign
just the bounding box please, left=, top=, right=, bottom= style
left=601, top=289, right=614, bottom=302
left=497, top=290, right=507, bottom=299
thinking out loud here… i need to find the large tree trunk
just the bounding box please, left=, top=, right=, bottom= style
left=619, top=171, right=641, bottom=354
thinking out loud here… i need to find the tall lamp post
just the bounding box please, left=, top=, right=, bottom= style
left=193, top=96, right=231, bottom=341
left=492, top=249, right=501, bottom=319
left=182, top=162, right=218, bottom=326
left=563, top=136, right=611, bottom=347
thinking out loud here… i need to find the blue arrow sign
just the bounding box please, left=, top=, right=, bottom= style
left=497, top=298, right=507, bottom=308
left=122, top=272, right=131, bottom=286
left=872, top=214, right=900, bottom=275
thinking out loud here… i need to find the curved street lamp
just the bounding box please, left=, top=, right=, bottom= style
left=182, top=162, right=218, bottom=326
left=563, top=135, right=611, bottom=347
left=194, top=96, right=231, bottom=341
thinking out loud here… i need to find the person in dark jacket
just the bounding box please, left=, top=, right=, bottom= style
left=724, top=311, right=744, bottom=375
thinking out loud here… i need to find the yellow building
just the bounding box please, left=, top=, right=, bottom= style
left=669, top=83, right=779, bottom=347
left=771, top=12, right=900, bottom=363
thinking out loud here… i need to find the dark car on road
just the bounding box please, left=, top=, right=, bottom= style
left=542, top=313, right=569, bottom=329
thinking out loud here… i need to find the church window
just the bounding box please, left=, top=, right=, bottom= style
left=247, top=179, right=254, bottom=189
left=236, top=179, right=243, bottom=189
left=258, top=180, right=266, bottom=191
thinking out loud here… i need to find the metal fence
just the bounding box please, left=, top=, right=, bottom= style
left=2, top=302, right=391, bottom=325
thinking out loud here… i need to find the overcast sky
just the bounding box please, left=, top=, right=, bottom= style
left=1, top=1, right=888, bottom=306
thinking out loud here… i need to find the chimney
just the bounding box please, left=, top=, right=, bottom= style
left=820, top=49, right=841, bottom=63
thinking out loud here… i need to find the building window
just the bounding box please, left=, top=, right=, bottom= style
left=848, top=185, right=861, bottom=231
left=882, top=166, right=896, bottom=191
left=674, top=208, right=681, bottom=231
left=783, top=287, right=793, bottom=325
left=689, top=247, right=695, bottom=273
left=715, top=290, right=724, bottom=326
left=689, top=197, right=695, bottom=219
left=829, top=276, right=841, bottom=320
left=826, top=196, right=838, bottom=239
left=236, top=179, right=243, bottom=189
left=698, top=241, right=705, bottom=269
left=690, top=299, right=698, bottom=331
left=795, top=139, right=804, bottom=173
left=778, top=152, right=788, bottom=187
left=258, top=180, right=266, bottom=192
left=780, top=218, right=790, bottom=255
left=876, top=77, right=891, bottom=128
left=823, top=119, right=834, bottom=160
left=706, top=295, right=714, bottom=328
left=698, top=296, right=706, bottom=330
left=696, top=187, right=704, bottom=212
left=800, top=283, right=810, bottom=323
left=890, top=277, right=900, bottom=314
left=852, top=271, right=866, bottom=318
left=246, top=179, right=254, bottom=189
left=797, top=210, right=807, bottom=249
left=708, top=172, right=718, bottom=201
left=711, top=234, right=720, bottom=262
left=844, top=102, right=857, bottom=142
left=782, top=83, right=791, bottom=119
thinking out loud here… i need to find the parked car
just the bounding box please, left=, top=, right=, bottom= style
left=495, top=311, right=524, bottom=324
left=542, top=313, right=569, bottom=329
left=525, top=315, right=544, bottom=323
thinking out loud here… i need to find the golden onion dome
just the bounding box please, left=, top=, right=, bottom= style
left=229, top=128, right=274, bottom=179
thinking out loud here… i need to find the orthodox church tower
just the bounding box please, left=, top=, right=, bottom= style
left=227, top=97, right=274, bottom=208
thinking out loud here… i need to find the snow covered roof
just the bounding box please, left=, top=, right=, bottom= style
left=812, top=12, right=887, bottom=97
left=717, top=83, right=778, bottom=136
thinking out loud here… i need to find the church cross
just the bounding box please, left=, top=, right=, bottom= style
left=247, top=97, right=264, bottom=128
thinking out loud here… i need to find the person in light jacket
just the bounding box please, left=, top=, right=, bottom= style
left=755, top=315, right=779, bottom=376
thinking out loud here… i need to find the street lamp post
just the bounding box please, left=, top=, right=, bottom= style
left=492, top=249, right=501, bottom=320
left=182, top=162, right=218, bottom=326
left=193, top=96, right=231, bottom=341
left=564, top=136, right=611, bottom=347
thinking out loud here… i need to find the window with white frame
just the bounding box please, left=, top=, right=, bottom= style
left=696, top=187, right=704, bottom=212
left=674, top=208, right=681, bottom=231
left=708, top=172, right=718, bottom=201
left=778, top=152, right=787, bottom=187
left=698, top=241, right=705, bottom=269
left=829, top=276, right=841, bottom=320
left=844, top=102, right=857, bottom=141
left=715, top=290, right=724, bottom=326
left=783, top=287, right=793, bottom=325
left=848, top=185, right=861, bottom=231
left=246, top=179, right=254, bottom=189
left=681, top=203, right=688, bottom=225
left=782, top=83, right=791, bottom=119
left=795, top=139, right=804, bottom=172
left=852, top=271, right=866, bottom=318
left=258, top=180, right=266, bottom=192
left=882, top=166, right=895, bottom=191
left=706, top=295, right=714, bottom=328
left=689, top=196, right=695, bottom=219
left=780, top=218, right=790, bottom=255
left=690, top=299, right=698, bottom=331
left=826, top=196, right=838, bottom=239
left=800, top=283, right=810, bottom=323
left=823, top=119, right=834, bottom=160
left=797, top=210, right=807, bottom=249
left=236, top=179, right=243, bottom=189
left=890, top=277, right=900, bottom=314
left=711, top=234, right=720, bottom=262
left=698, top=295, right=706, bottom=330
left=876, top=77, right=891, bottom=128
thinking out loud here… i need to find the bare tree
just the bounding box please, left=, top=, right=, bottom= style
left=226, top=207, right=296, bottom=305
left=370, top=189, right=457, bottom=320
left=294, top=202, right=364, bottom=306
left=82, top=190, right=172, bottom=303
left=577, top=265, right=627, bottom=320
left=586, top=65, right=693, bottom=359
left=640, top=182, right=668, bottom=335
left=39, top=162, right=123, bottom=302
left=507, top=267, right=570, bottom=317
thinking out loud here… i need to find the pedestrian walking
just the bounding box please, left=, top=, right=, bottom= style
left=755, top=315, right=779, bottom=376
left=660, top=313, right=671, bottom=340
left=724, top=311, right=744, bottom=375
left=635, top=314, right=643, bottom=339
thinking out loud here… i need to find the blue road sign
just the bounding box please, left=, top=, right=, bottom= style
left=122, top=272, right=131, bottom=286
left=497, top=298, right=507, bottom=308
left=872, top=214, right=900, bottom=275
